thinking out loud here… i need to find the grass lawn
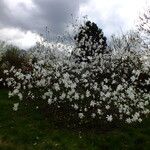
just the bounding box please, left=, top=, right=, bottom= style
left=0, top=89, right=150, bottom=150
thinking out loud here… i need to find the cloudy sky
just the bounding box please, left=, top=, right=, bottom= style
left=0, top=0, right=149, bottom=49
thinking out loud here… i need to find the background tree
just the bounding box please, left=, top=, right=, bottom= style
left=137, top=7, right=150, bottom=52
left=137, top=8, right=150, bottom=92
left=71, top=21, right=108, bottom=63
left=138, top=7, right=150, bottom=35
left=109, top=31, right=143, bottom=54
left=0, top=47, right=29, bottom=69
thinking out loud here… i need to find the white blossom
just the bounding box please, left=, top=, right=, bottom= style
left=13, top=103, right=19, bottom=111
left=78, top=113, right=84, bottom=119
left=106, top=115, right=113, bottom=122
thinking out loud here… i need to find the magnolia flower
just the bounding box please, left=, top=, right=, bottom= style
left=90, top=100, right=96, bottom=107
left=71, top=83, right=77, bottom=89
left=53, top=83, right=60, bottom=91
left=42, top=95, right=46, bottom=99
left=91, top=113, right=96, bottom=118
left=145, top=101, right=149, bottom=106
left=105, top=92, right=111, bottom=98
left=128, top=92, right=135, bottom=100
left=103, top=85, right=109, bottom=91
left=81, top=94, right=84, bottom=99
left=28, top=84, right=33, bottom=89
left=126, top=118, right=132, bottom=124
left=26, top=74, right=31, bottom=80
left=10, top=66, right=15, bottom=72
left=7, top=81, right=11, bottom=86
left=106, top=115, right=113, bottom=122
left=97, top=109, right=102, bottom=115
left=84, top=107, right=87, bottom=112
left=74, top=93, right=79, bottom=100
left=138, top=118, right=142, bottom=122
left=131, top=76, right=136, bottom=82
left=68, top=89, right=75, bottom=96
left=112, top=80, right=116, bottom=84
left=48, top=99, right=52, bottom=105
left=86, top=90, right=91, bottom=97
left=56, top=72, right=60, bottom=77
left=73, top=104, right=79, bottom=110
left=3, top=70, right=8, bottom=74
left=93, top=83, right=98, bottom=90
left=60, top=92, right=66, bottom=100
left=13, top=89, right=19, bottom=95
left=105, top=105, right=110, bottom=110
left=38, top=60, right=44, bottom=65
left=8, top=91, right=13, bottom=98
left=104, top=78, right=108, bottom=83
left=78, top=113, right=84, bottom=119
left=116, top=84, right=123, bottom=91
left=18, top=93, right=23, bottom=100
left=63, top=73, right=70, bottom=79
left=13, top=103, right=19, bottom=111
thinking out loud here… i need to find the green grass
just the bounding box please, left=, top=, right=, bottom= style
left=0, top=89, right=150, bottom=150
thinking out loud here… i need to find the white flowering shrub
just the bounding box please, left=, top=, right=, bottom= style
left=2, top=48, right=150, bottom=128
left=0, top=46, right=30, bottom=88
left=1, top=27, right=150, bottom=128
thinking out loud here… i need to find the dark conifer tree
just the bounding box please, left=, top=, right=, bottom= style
left=71, top=21, right=108, bottom=63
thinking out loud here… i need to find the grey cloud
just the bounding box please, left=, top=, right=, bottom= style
left=0, top=0, right=79, bottom=36
left=33, top=0, right=79, bottom=34
left=0, top=0, right=36, bottom=30
left=0, top=1, right=10, bottom=28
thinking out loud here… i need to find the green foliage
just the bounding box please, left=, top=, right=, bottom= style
left=0, top=47, right=29, bottom=69
left=0, top=90, right=150, bottom=149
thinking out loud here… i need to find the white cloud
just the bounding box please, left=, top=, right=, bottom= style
left=79, top=0, right=150, bottom=35
left=0, top=28, right=41, bottom=49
